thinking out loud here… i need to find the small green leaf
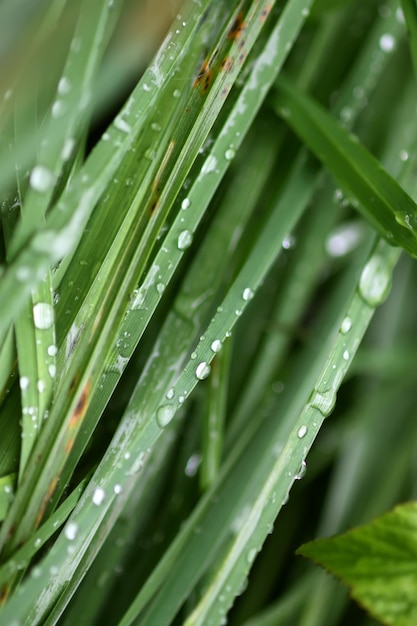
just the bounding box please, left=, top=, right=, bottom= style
left=297, top=502, right=417, bottom=626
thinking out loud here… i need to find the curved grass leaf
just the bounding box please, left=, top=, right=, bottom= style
left=272, top=74, right=417, bottom=257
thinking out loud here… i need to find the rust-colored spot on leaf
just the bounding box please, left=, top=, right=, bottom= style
left=35, top=475, right=59, bottom=528
left=227, top=12, right=246, bottom=40
left=150, top=197, right=159, bottom=214
left=261, top=4, right=272, bottom=23
left=221, top=57, right=234, bottom=73
left=0, top=585, right=9, bottom=605
left=193, top=59, right=214, bottom=93
left=69, top=379, right=91, bottom=428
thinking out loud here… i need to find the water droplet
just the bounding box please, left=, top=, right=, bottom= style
left=340, top=106, right=353, bottom=123
left=65, top=522, right=78, bottom=540
left=173, top=88, right=181, bottom=98
left=19, top=377, right=29, bottom=390
left=282, top=234, right=296, bottom=249
left=396, top=6, right=405, bottom=23
left=48, top=364, right=56, bottom=378
left=156, top=282, right=165, bottom=294
left=92, top=487, right=105, bottom=506
left=295, top=460, right=307, bottom=480
left=30, top=166, right=55, bottom=192
left=57, top=77, right=71, bottom=95
left=326, top=222, right=363, bottom=257
left=196, top=362, right=211, bottom=380
left=301, top=7, right=310, bottom=16
left=114, top=484, right=122, bottom=494
left=247, top=548, right=257, bottom=564
left=156, top=404, right=176, bottom=427
left=52, top=100, right=66, bottom=117
left=177, top=230, right=193, bottom=250
left=225, top=148, right=235, bottom=160
left=379, top=33, right=395, bottom=52
left=151, top=122, right=161, bottom=132
left=47, top=344, right=57, bottom=356
left=61, top=137, right=76, bottom=161
left=342, top=350, right=350, bottom=361
left=181, top=197, right=191, bottom=210
left=211, top=339, right=222, bottom=353
left=114, top=117, right=131, bottom=134
left=400, top=150, right=409, bottom=161
left=190, top=352, right=197, bottom=360
left=340, top=316, right=352, bottom=334
left=242, top=287, right=254, bottom=301
left=310, top=389, right=336, bottom=417
left=201, top=154, right=217, bottom=175
left=359, top=255, right=392, bottom=307
left=33, top=302, right=54, bottom=329
left=297, top=425, right=308, bottom=439
left=166, top=387, right=175, bottom=400
left=395, top=211, right=417, bottom=232
left=37, top=380, right=45, bottom=393
left=185, top=453, right=201, bottom=476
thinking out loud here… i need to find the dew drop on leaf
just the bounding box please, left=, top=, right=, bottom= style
left=242, top=287, right=254, bottom=301
left=295, top=460, right=307, bottom=480
left=156, top=404, right=176, bottom=428
left=30, top=166, right=55, bottom=192
left=297, top=425, right=308, bottom=439
left=211, top=339, right=222, bottom=353
left=51, top=100, right=66, bottom=117
left=247, top=548, right=257, bottom=564
left=310, top=389, right=336, bottom=417
left=57, top=76, right=71, bottom=95
left=177, top=230, right=193, bottom=250
left=340, top=316, right=352, bottom=334
left=114, top=117, right=131, bottom=133
left=359, top=255, right=392, bottom=307
left=33, top=302, right=54, bottom=329
left=61, top=138, right=75, bottom=161
left=379, top=33, right=395, bottom=52
left=64, top=522, right=78, bottom=541
left=195, top=362, right=211, bottom=380
left=92, top=487, right=105, bottom=506
left=282, top=234, right=296, bottom=249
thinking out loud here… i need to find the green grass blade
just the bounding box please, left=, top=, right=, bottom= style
left=272, top=74, right=417, bottom=257
left=400, top=0, right=417, bottom=78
